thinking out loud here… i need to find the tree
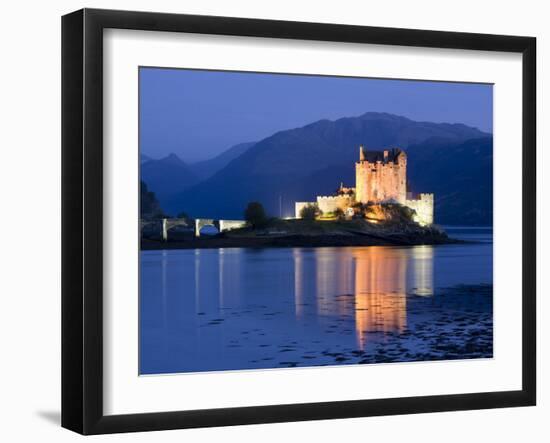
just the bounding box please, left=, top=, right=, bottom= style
left=334, top=207, right=345, bottom=220
left=176, top=211, right=194, bottom=223
left=244, top=202, right=268, bottom=228
left=140, top=181, right=165, bottom=219
left=300, top=204, right=319, bottom=220
left=386, top=203, right=416, bottom=223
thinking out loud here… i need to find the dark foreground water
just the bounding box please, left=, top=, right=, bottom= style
left=140, top=227, right=493, bottom=374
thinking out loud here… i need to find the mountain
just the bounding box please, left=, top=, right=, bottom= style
left=190, top=142, right=255, bottom=180
left=141, top=153, right=199, bottom=209
left=140, top=153, right=152, bottom=164
left=163, top=112, right=492, bottom=224
left=407, top=137, right=493, bottom=225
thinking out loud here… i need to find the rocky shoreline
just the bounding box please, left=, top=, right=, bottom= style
left=142, top=229, right=460, bottom=250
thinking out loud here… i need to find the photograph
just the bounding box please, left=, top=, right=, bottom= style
left=0, top=0, right=542, bottom=439
left=138, top=68, right=494, bottom=375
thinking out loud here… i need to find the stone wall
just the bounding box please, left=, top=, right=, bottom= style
left=405, top=193, right=434, bottom=226
left=316, top=194, right=354, bottom=215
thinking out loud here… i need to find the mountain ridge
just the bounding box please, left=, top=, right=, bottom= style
left=190, top=141, right=256, bottom=179
left=141, top=153, right=199, bottom=204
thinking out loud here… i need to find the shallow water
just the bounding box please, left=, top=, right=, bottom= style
left=140, top=227, right=493, bottom=374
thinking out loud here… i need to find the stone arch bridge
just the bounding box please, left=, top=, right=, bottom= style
left=140, top=218, right=247, bottom=241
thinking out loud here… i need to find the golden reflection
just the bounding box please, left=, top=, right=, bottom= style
left=293, top=246, right=434, bottom=349
left=353, top=248, right=408, bottom=349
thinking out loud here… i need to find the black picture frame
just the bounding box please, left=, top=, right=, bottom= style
left=62, top=8, right=536, bottom=435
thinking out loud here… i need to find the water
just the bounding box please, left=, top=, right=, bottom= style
left=140, top=227, right=493, bottom=374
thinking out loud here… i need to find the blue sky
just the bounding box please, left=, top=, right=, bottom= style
left=140, top=67, right=493, bottom=163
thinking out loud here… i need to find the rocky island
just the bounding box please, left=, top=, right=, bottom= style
left=141, top=145, right=457, bottom=250
left=141, top=215, right=455, bottom=250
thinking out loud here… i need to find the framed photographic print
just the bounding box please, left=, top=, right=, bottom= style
left=61, top=8, right=536, bottom=435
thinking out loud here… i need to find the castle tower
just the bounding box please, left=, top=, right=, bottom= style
left=356, top=146, right=367, bottom=203
left=355, top=146, right=407, bottom=204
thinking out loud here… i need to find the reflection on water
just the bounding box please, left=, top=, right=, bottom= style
left=140, top=228, right=492, bottom=374
left=353, top=248, right=408, bottom=348
left=294, top=247, right=434, bottom=349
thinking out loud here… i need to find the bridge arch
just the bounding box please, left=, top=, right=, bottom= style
left=194, top=219, right=220, bottom=237
left=195, top=219, right=246, bottom=237
left=161, top=218, right=190, bottom=241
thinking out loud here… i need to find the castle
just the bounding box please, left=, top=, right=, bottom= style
left=295, top=146, right=434, bottom=226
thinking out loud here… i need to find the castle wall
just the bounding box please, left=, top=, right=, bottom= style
left=404, top=193, right=434, bottom=226
left=316, top=194, right=353, bottom=215
left=355, top=152, right=407, bottom=204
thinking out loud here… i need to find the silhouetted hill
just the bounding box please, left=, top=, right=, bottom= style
left=407, top=137, right=493, bottom=225
left=190, top=142, right=255, bottom=179
left=163, top=112, right=492, bottom=224
left=141, top=153, right=199, bottom=203
left=140, top=153, right=153, bottom=164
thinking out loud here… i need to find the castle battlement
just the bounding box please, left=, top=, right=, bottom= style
left=407, top=192, right=434, bottom=202
left=418, top=193, right=434, bottom=202
left=316, top=194, right=353, bottom=215
left=316, top=195, right=349, bottom=201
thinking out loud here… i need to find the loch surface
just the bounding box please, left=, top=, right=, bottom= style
left=140, top=227, right=493, bottom=374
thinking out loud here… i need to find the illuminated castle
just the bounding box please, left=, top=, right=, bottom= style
left=295, top=145, right=434, bottom=226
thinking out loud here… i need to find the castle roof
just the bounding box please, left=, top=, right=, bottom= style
left=359, top=147, right=405, bottom=163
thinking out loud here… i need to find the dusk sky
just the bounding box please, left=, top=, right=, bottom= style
left=139, top=67, right=493, bottom=163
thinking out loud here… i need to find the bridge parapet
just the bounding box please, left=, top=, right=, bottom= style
left=140, top=219, right=160, bottom=233
left=219, top=219, right=247, bottom=233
